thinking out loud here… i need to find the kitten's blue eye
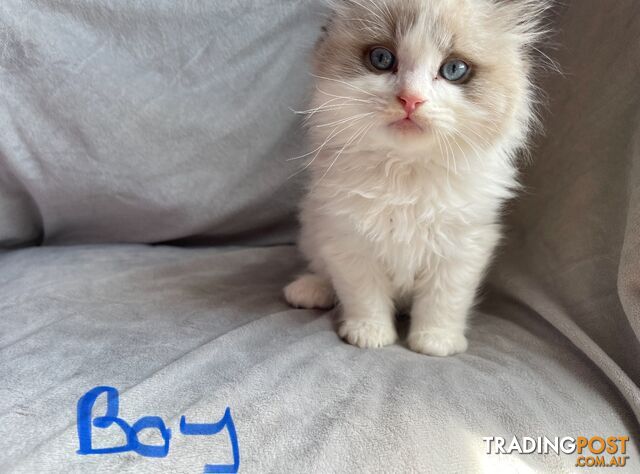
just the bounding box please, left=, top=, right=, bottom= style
left=369, top=47, right=395, bottom=71
left=439, top=59, right=471, bottom=83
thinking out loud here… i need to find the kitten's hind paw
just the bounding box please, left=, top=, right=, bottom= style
left=407, top=329, right=468, bottom=357
left=338, top=320, right=397, bottom=349
left=284, top=274, right=335, bottom=310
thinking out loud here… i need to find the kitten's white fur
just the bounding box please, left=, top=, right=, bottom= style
left=285, top=0, right=548, bottom=356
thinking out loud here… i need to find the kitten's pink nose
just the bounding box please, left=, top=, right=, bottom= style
left=397, top=94, right=425, bottom=116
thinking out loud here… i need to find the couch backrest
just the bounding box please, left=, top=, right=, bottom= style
left=0, top=0, right=324, bottom=247
left=486, top=0, right=640, bottom=420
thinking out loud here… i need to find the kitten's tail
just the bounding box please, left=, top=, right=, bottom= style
left=284, top=273, right=335, bottom=310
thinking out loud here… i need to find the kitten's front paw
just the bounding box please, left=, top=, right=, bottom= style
left=338, top=320, right=397, bottom=349
left=407, top=329, right=468, bottom=357
left=284, top=274, right=335, bottom=310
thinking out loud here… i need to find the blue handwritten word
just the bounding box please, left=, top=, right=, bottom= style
left=77, top=386, right=239, bottom=473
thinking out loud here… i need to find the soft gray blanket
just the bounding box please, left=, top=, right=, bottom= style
left=0, top=1, right=638, bottom=473
left=1, top=244, right=637, bottom=473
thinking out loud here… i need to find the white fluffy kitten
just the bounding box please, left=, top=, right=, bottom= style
left=285, top=0, right=549, bottom=356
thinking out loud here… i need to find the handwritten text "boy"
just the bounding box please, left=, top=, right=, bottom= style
left=76, top=386, right=239, bottom=473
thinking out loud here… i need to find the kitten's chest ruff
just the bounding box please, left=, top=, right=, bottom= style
left=310, top=154, right=512, bottom=286
left=318, top=157, right=491, bottom=241
left=349, top=181, right=470, bottom=279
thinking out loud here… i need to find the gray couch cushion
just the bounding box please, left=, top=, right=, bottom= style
left=0, top=0, right=322, bottom=247
left=1, top=244, right=637, bottom=473
left=1, top=0, right=639, bottom=472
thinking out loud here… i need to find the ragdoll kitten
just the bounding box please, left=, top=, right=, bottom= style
left=284, top=0, right=549, bottom=356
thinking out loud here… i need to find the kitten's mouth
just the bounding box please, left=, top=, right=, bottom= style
left=390, top=117, right=424, bottom=133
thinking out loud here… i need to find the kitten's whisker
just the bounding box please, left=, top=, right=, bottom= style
left=454, top=126, right=485, bottom=154
left=299, top=103, right=366, bottom=125
left=355, top=121, right=375, bottom=146
left=440, top=131, right=458, bottom=176
left=531, top=46, right=561, bottom=74
left=315, top=112, right=374, bottom=129
left=444, top=133, right=456, bottom=180
left=291, top=97, right=344, bottom=115
left=311, top=73, right=380, bottom=99
left=434, top=129, right=452, bottom=190
left=296, top=102, right=361, bottom=114
left=442, top=129, right=471, bottom=172
left=435, top=129, right=450, bottom=181
left=307, top=95, right=368, bottom=111
left=287, top=117, right=367, bottom=178
left=296, top=96, right=368, bottom=123
left=288, top=113, right=370, bottom=162
left=449, top=132, right=472, bottom=172
left=316, top=86, right=374, bottom=104
left=478, top=118, right=501, bottom=133
left=451, top=120, right=501, bottom=170
left=471, top=111, right=501, bottom=132
left=298, top=103, right=363, bottom=116
left=315, top=121, right=370, bottom=186
left=305, top=108, right=361, bottom=125
left=287, top=127, right=343, bottom=178
left=450, top=109, right=499, bottom=140
left=287, top=139, right=334, bottom=162
left=454, top=131, right=485, bottom=167
left=458, top=125, right=493, bottom=151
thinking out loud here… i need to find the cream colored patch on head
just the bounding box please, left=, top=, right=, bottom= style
left=311, top=0, right=549, bottom=158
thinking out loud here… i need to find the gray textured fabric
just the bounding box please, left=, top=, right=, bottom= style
left=486, top=0, right=640, bottom=422
left=0, top=0, right=322, bottom=247
left=1, top=245, right=638, bottom=473
left=1, top=0, right=640, bottom=472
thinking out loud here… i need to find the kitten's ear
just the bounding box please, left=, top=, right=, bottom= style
left=494, top=0, right=559, bottom=73
left=494, top=0, right=554, bottom=42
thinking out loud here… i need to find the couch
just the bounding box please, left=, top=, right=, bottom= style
left=1, top=1, right=638, bottom=472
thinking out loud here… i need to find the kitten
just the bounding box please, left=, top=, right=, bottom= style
left=285, top=0, right=549, bottom=356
